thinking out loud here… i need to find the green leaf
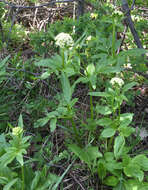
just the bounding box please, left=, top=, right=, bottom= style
left=96, top=105, right=112, bottom=115
left=69, top=98, right=78, bottom=107
left=124, top=164, right=144, bottom=182
left=104, top=176, right=119, bottom=187
left=98, top=161, right=106, bottom=180
left=0, top=55, right=10, bottom=69
left=113, top=181, right=126, bottom=190
left=0, top=176, right=8, bottom=185
left=132, top=154, right=148, bottom=171
left=0, top=56, right=9, bottom=83
left=105, top=160, right=122, bottom=171
left=22, top=136, right=31, bottom=144
left=89, top=74, right=97, bottom=90
left=47, top=111, right=59, bottom=118
left=34, top=117, right=49, bottom=128
left=124, top=179, right=148, bottom=190
left=3, top=178, right=18, bottom=190
left=16, top=153, right=24, bottom=166
left=18, top=114, right=23, bottom=128
left=68, top=144, right=90, bottom=166
left=56, top=107, right=67, bottom=115
left=0, top=166, right=17, bottom=184
left=103, top=65, right=122, bottom=73
left=122, top=82, right=138, bottom=93
left=124, top=48, right=147, bottom=56
left=34, top=58, right=52, bottom=67
left=85, top=63, right=95, bottom=76
left=101, top=128, right=116, bottom=138
left=122, top=154, right=131, bottom=167
left=68, top=144, right=102, bottom=168
left=119, top=126, right=135, bottom=137
left=104, top=152, right=114, bottom=162
left=0, top=152, right=16, bottom=166
left=0, top=134, right=8, bottom=150
left=31, top=171, right=41, bottom=190
left=50, top=118, right=57, bottom=132
left=40, top=71, right=51, bottom=79
left=114, top=136, right=125, bottom=160
left=87, top=146, right=102, bottom=160
left=73, top=77, right=89, bottom=88
left=34, top=55, right=62, bottom=70
left=120, top=113, right=133, bottom=127
left=89, top=92, right=110, bottom=97
left=61, top=72, right=71, bottom=103
left=96, top=118, right=112, bottom=127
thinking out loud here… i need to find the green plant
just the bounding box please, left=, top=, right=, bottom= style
left=69, top=79, right=148, bottom=189
left=32, top=24, right=148, bottom=189
left=0, top=115, right=31, bottom=190
left=2, top=22, right=27, bottom=49
left=1, top=1, right=148, bottom=188
left=0, top=114, right=71, bottom=190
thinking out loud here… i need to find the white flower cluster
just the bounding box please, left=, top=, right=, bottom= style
left=110, top=77, right=124, bottom=87
left=55, top=32, right=74, bottom=49
left=123, top=63, right=132, bottom=69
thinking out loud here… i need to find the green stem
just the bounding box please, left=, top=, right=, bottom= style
left=111, top=98, right=116, bottom=119
left=107, top=136, right=114, bottom=152
left=118, top=102, right=121, bottom=117
left=89, top=84, right=94, bottom=120
left=70, top=117, right=81, bottom=146
left=67, top=104, right=81, bottom=145
left=112, top=17, right=116, bottom=59
left=21, top=165, right=25, bottom=190
left=61, top=49, right=65, bottom=68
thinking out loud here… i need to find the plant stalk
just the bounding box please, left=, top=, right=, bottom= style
left=70, top=118, right=81, bottom=146
left=108, top=136, right=114, bottom=151
left=89, top=84, right=94, bottom=120
left=112, top=17, right=116, bottom=59
left=21, top=165, right=25, bottom=190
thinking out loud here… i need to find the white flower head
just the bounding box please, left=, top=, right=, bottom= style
left=55, top=32, right=74, bottom=49
left=123, top=63, right=132, bottom=69
left=110, top=77, right=124, bottom=87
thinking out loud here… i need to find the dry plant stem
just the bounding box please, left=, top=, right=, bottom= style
left=0, top=20, right=4, bottom=43
left=121, top=1, right=148, bottom=66
left=131, top=0, right=136, bottom=10
left=117, top=24, right=128, bottom=54
left=121, top=0, right=143, bottom=49
left=69, top=173, right=85, bottom=190
left=0, top=0, right=75, bottom=9
left=77, top=0, right=85, bottom=19
left=0, top=0, right=75, bottom=46
left=6, top=8, right=22, bottom=46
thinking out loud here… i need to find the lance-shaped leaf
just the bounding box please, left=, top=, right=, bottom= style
left=61, top=72, right=72, bottom=103
left=114, top=136, right=125, bottom=160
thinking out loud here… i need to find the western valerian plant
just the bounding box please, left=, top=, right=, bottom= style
left=33, top=22, right=148, bottom=190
